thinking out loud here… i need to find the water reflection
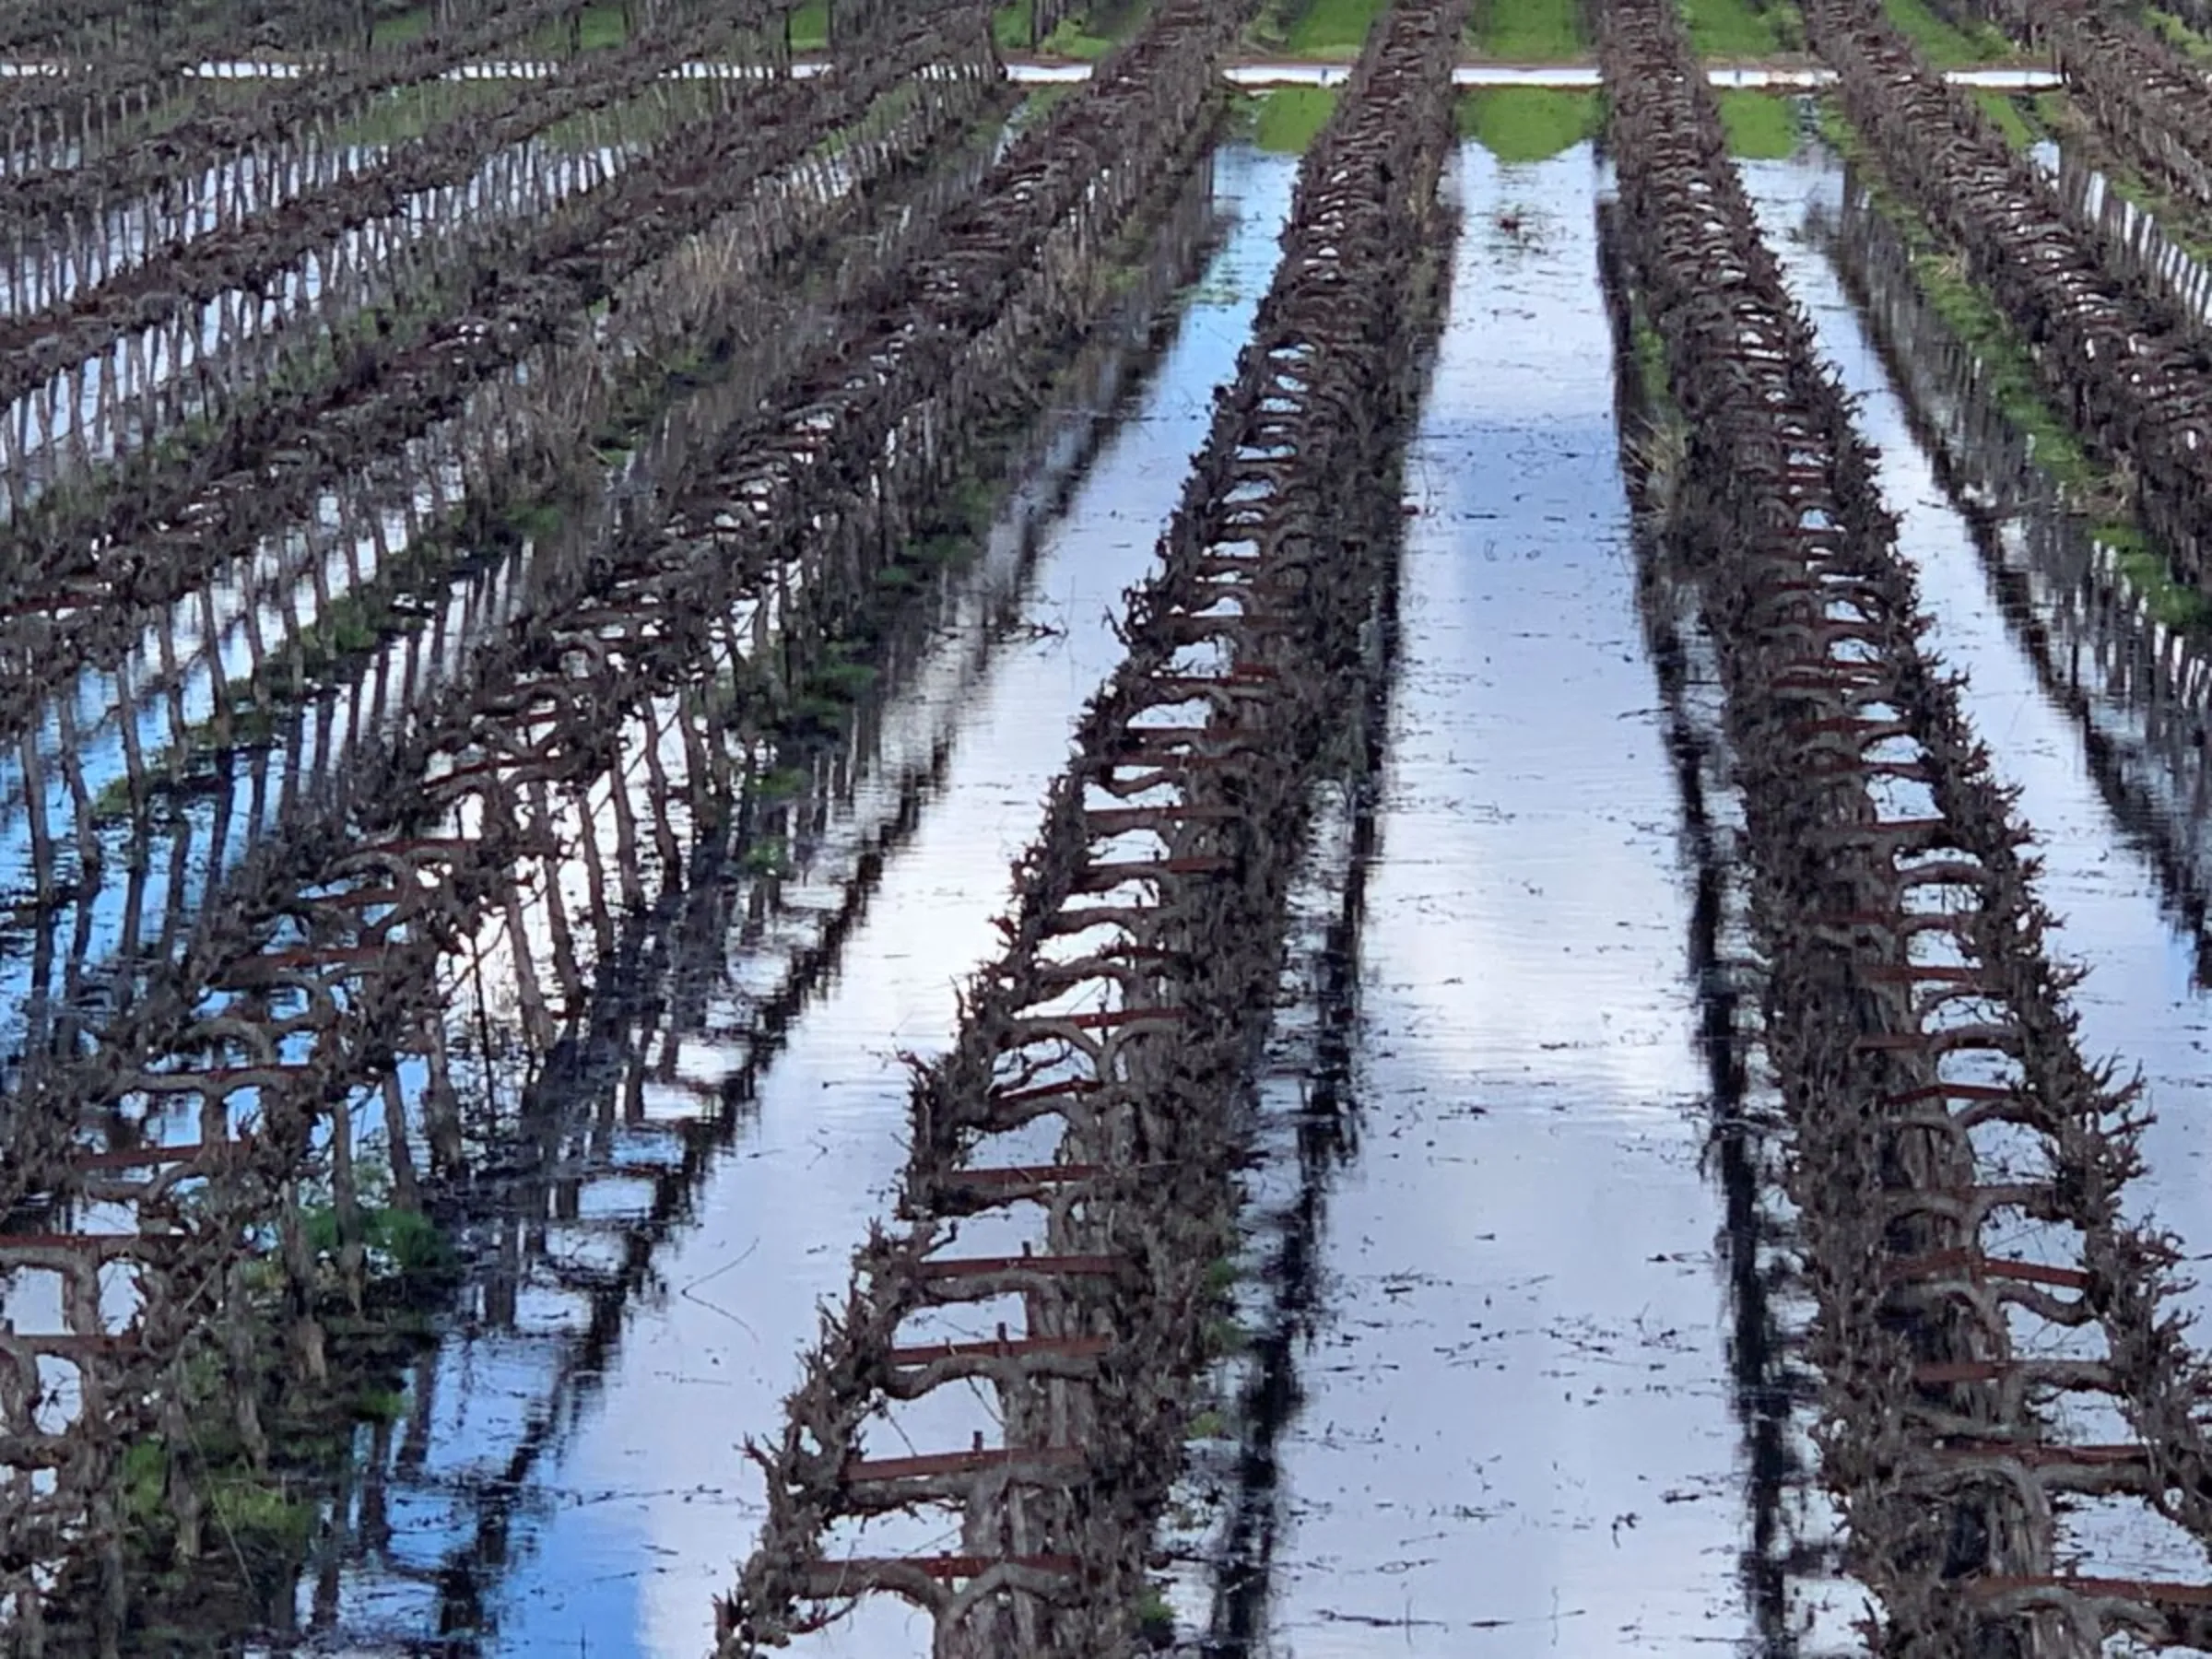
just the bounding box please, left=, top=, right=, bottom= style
left=1594, top=195, right=1840, bottom=1655
left=1750, top=149, right=2212, bottom=1350
left=222, top=147, right=1301, bottom=1657
left=1248, top=140, right=1780, bottom=1657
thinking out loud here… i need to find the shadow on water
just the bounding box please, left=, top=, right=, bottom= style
left=171, top=146, right=1300, bottom=1657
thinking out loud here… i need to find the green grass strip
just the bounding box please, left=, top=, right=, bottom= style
left=2143, top=6, right=2212, bottom=60
left=1881, top=0, right=2015, bottom=65
left=1971, top=87, right=2040, bottom=147
left=789, top=0, right=831, bottom=48
left=992, top=0, right=1034, bottom=47
left=526, top=1, right=631, bottom=53
left=1252, top=87, right=1339, bottom=150
left=1817, top=99, right=2209, bottom=628
left=1282, top=0, right=1383, bottom=56
left=1468, top=0, right=1586, bottom=59
left=1718, top=89, right=1801, bottom=156
left=1458, top=87, right=1601, bottom=159
left=1680, top=0, right=1798, bottom=57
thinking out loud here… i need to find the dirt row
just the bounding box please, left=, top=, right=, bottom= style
left=1804, top=0, right=2212, bottom=595
left=0, top=19, right=1239, bottom=1651
left=716, top=2, right=1462, bottom=1652
left=1604, top=0, right=2212, bottom=1649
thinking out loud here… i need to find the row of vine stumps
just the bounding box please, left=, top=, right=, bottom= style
left=12, top=0, right=2212, bottom=1648
left=0, top=0, right=1265, bottom=1647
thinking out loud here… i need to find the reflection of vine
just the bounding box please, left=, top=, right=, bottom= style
left=3, top=32, right=1231, bottom=1641
left=1598, top=197, right=1820, bottom=1659
left=264, top=155, right=1234, bottom=1651
left=1199, top=503, right=1393, bottom=1659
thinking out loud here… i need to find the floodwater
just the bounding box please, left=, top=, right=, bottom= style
left=1749, top=157, right=2212, bottom=1282
left=1748, top=150, right=2212, bottom=1583
left=1220, top=141, right=1853, bottom=1658
left=43, top=111, right=2212, bottom=1659
left=273, top=145, right=1301, bottom=1656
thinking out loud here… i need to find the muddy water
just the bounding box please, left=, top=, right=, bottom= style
left=279, top=145, right=1301, bottom=1656
left=1747, top=153, right=2212, bottom=1579
left=1242, top=141, right=1845, bottom=1656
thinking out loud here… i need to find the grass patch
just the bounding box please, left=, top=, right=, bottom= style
left=789, top=0, right=830, bottom=50
left=993, top=0, right=1034, bottom=47
left=526, top=2, right=631, bottom=52
left=2108, top=524, right=2212, bottom=628
left=1252, top=87, right=1338, bottom=151
left=1681, top=0, right=1798, bottom=57
left=1882, top=0, right=2014, bottom=65
left=1034, top=0, right=1148, bottom=57
left=1458, top=88, right=1602, bottom=160
left=368, top=4, right=433, bottom=49
left=740, top=837, right=792, bottom=877
left=1971, top=88, right=2041, bottom=147
left=1283, top=0, right=1382, bottom=56
left=2144, top=6, right=2212, bottom=59
left=302, top=1201, right=459, bottom=1301
left=1468, top=0, right=1586, bottom=58
left=332, top=78, right=511, bottom=147
left=1632, top=316, right=1671, bottom=405
left=1718, top=89, right=1801, bottom=157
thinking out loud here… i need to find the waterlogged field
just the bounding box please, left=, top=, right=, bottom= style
left=8, top=0, right=2212, bottom=1654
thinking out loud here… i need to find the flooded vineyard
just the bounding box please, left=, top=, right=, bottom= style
left=9, top=0, right=2212, bottom=1653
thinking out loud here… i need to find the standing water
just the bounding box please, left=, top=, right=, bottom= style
left=1242, top=140, right=1844, bottom=1654
left=287, top=144, right=1304, bottom=1656
left=1748, top=147, right=2212, bottom=1585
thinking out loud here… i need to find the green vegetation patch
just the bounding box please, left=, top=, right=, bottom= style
left=1718, top=89, right=1801, bottom=157
left=993, top=0, right=1035, bottom=47
left=368, top=4, right=434, bottom=49
left=1680, top=0, right=1799, bottom=57
left=1032, top=0, right=1150, bottom=58
left=1468, top=0, right=1586, bottom=57
left=2144, top=6, right=2212, bottom=60
left=1971, top=88, right=2041, bottom=147
left=527, top=2, right=632, bottom=53
left=333, top=78, right=512, bottom=147
left=790, top=0, right=831, bottom=50
left=1882, top=0, right=2015, bottom=65
left=1282, top=0, right=1383, bottom=57
left=1458, top=88, right=1602, bottom=161
left=1252, top=87, right=1339, bottom=151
